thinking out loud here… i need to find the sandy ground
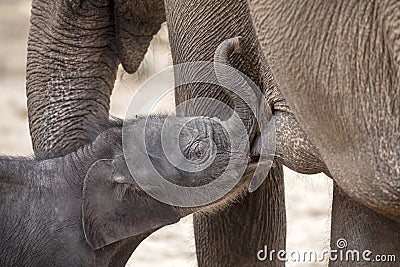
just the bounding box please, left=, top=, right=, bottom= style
left=0, top=1, right=332, bottom=266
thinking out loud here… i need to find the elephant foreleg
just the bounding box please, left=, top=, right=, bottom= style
left=194, top=164, right=286, bottom=267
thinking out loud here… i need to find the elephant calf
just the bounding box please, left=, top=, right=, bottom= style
left=1, top=112, right=260, bottom=266
left=0, top=122, right=143, bottom=266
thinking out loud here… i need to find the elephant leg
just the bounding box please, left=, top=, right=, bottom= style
left=194, top=164, right=286, bottom=267
left=164, top=0, right=287, bottom=265
left=330, top=183, right=400, bottom=267
left=27, top=0, right=165, bottom=158
left=27, top=0, right=165, bottom=264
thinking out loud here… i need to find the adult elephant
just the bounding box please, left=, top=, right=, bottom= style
left=26, top=0, right=322, bottom=266
left=26, top=0, right=286, bottom=266
left=247, top=0, right=400, bottom=265
left=164, top=1, right=327, bottom=266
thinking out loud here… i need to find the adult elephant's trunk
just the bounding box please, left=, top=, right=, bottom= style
left=26, top=0, right=165, bottom=157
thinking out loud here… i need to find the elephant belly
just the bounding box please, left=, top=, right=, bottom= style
left=249, top=0, right=400, bottom=221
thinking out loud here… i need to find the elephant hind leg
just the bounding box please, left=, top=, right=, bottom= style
left=330, top=184, right=400, bottom=267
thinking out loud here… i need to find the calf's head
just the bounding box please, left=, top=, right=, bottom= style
left=83, top=113, right=260, bottom=250
left=82, top=37, right=271, bottom=250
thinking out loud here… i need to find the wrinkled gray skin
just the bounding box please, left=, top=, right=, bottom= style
left=1, top=124, right=142, bottom=266
left=166, top=3, right=289, bottom=265
left=26, top=0, right=166, bottom=157
left=26, top=0, right=288, bottom=266
left=26, top=0, right=166, bottom=263
left=248, top=0, right=400, bottom=265
left=1, top=113, right=259, bottom=266
left=27, top=0, right=400, bottom=266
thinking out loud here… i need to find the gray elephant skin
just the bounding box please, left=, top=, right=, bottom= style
left=26, top=1, right=287, bottom=266
left=1, top=123, right=147, bottom=266
left=247, top=0, right=400, bottom=265
left=1, top=105, right=263, bottom=266
left=25, top=0, right=400, bottom=267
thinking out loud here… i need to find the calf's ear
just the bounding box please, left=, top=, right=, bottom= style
left=82, top=158, right=181, bottom=250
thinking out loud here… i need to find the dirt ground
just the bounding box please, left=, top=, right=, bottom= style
left=0, top=1, right=332, bottom=266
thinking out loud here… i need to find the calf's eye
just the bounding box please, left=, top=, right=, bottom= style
left=190, top=140, right=210, bottom=160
